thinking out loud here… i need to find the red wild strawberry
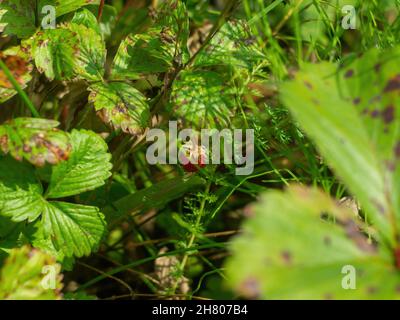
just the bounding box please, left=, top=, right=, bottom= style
left=178, top=141, right=207, bottom=173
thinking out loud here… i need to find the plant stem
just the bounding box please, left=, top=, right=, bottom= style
left=170, top=181, right=212, bottom=296
left=98, top=0, right=105, bottom=22
left=0, top=59, right=39, bottom=117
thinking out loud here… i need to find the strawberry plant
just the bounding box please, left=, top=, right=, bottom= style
left=0, top=0, right=400, bottom=301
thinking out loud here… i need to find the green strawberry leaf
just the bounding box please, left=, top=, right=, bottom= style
left=54, top=0, right=100, bottom=17
left=226, top=185, right=400, bottom=299
left=68, top=21, right=106, bottom=80
left=154, top=0, right=190, bottom=61
left=111, top=0, right=189, bottom=79
left=169, top=70, right=233, bottom=128
left=0, top=245, right=63, bottom=300
left=337, top=48, right=400, bottom=225
left=0, top=156, right=44, bottom=222
left=32, top=28, right=78, bottom=81
left=0, top=118, right=72, bottom=167
left=0, top=128, right=110, bottom=259
left=41, top=201, right=106, bottom=258
left=111, top=29, right=176, bottom=79
left=194, top=20, right=265, bottom=71
left=46, top=129, right=112, bottom=199
left=32, top=20, right=105, bottom=81
left=71, top=8, right=102, bottom=36
left=88, top=82, right=150, bottom=135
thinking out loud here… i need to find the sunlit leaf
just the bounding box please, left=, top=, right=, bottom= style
left=32, top=19, right=105, bottom=81
left=41, top=201, right=106, bottom=258
left=46, top=129, right=112, bottom=198
left=169, top=70, right=233, bottom=128
left=111, top=30, right=175, bottom=79
left=0, top=118, right=71, bottom=167
left=194, top=20, right=265, bottom=71
left=88, top=82, right=150, bottom=135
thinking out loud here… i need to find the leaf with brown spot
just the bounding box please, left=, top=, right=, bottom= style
left=282, top=47, right=400, bottom=245
left=169, top=70, right=234, bottom=128
left=88, top=82, right=150, bottom=135
left=0, top=118, right=71, bottom=167
left=0, top=47, right=32, bottom=103
left=226, top=186, right=400, bottom=299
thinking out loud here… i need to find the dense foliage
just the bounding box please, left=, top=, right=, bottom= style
left=1, top=0, right=400, bottom=300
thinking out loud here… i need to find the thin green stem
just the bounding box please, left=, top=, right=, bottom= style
left=170, top=181, right=212, bottom=296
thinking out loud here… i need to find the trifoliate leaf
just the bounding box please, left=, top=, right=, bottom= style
left=170, top=70, right=233, bottom=128
left=0, top=48, right=33, bottom=103
left=46, top=129, right=112, bottom=199
left=0, top=156, right=44, bottom=223
left=0, top=245, right=63, bottom=300
left=88, top=82, right=150, bottom=135
left=280, top=46, right=400, bottom=245
left=194, top=20, right=264, bottom=71
left=226, top=186, right=400, bottom=299
left=0, top=118, right=72, bottom=167
left=41, top=201, right=106, bottom=258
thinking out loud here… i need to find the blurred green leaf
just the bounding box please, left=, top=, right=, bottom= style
left=0, top=245, right=63, bottom=300
left=105, top=175, right=204, bottom=222
left=226, top=185, right=400, bottom=299
left=281, top=47, right=400, bottom=245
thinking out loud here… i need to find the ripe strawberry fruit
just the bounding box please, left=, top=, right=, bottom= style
left=179, top=142, right=207, bottom=173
